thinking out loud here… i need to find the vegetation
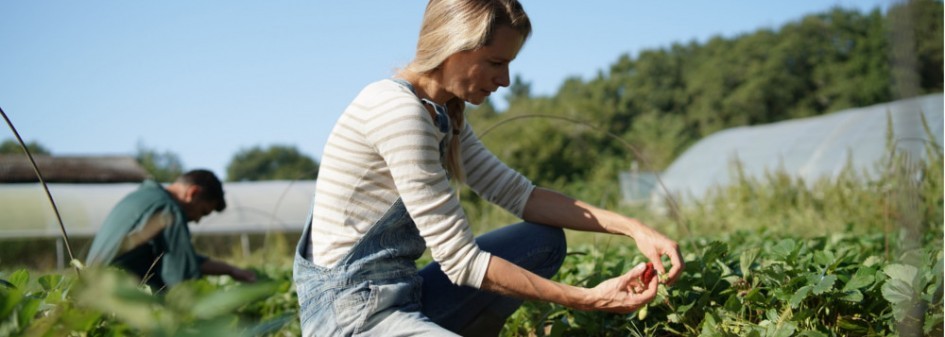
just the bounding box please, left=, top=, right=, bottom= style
left=225, top=144, right=319, bottom=182
left=2, top=139, right=940, bottom=336
left=501, top=127, right=943, bottom=336
left=135, top=142, right=185, bottom=183
left=468, top=0, right=942, bottom=193
left=0, top=139, right=50, bottom=156
left=1, top=2, right=942, bottom=336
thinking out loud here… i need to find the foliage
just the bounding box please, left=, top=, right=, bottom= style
left=0, top=266, right=297, bottom=337
left=497, top=136, right=944, bottom=336
left=3, top=3, right=943, bottom=336
left=468, top=0, right=943, bottom=189
left=3, top=137, right=941, bottom=336
left=0, top=139, right=50, bottom=156
left=135, top=142, right=185, bottom=183
left=225, top=144, right=318, bottom=182
left=504, top=231, right=942, bottom=337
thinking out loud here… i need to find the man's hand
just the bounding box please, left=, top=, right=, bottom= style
left=230, top=267, right=257, bottom=283
left=200, top=259, right=257, bottom=282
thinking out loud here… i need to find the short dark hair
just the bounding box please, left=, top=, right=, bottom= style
left=176, top=169, right=226, bottom=211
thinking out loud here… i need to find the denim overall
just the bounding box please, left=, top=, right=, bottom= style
left=294, top=79, right=567, bottom=336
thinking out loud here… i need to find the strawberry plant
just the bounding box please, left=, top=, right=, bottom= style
left=0, top=266, right=296, bottom=337
left=503, top=229, right=943, bottom=336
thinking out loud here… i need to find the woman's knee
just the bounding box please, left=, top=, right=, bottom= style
left=477, top=222, right=567, bottom=277
left=548, top=226, right=567, bottom=271
left=521, top=222, right=567, bottom=277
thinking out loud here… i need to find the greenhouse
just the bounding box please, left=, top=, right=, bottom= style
left=0, top=180, right=316, bottom=268
left=649, top=93, right=943, bottom=206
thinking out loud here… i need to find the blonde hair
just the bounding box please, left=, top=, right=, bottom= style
left=407, top=0, right=531, bottom=182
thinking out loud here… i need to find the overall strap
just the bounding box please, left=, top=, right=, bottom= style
left=390, top=78, right=451, bottom=135
left=390, top=78, right=455, bottom=178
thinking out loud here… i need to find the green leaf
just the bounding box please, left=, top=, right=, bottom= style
left=881, top=278, right=914, bottom=304
left=740, top=248, right=759, bottom=279
left=0, top=287, right=23, bottom=319
left=789, top=285, right=812, bottom=308
left=811, top=275, right=836, bottom=295
left=702, top=241, right=728, bottom=264
left=862, top=256, right=882, bottom=267
left=723, top=293, right=742, bottom=312
left=765, top=309, right=780, bottom=323
left=191, top=282, right=278, bottom=319
left=548, top=316, right=567, bottom=337
left=764, top=320, right=797, bottom=337
left=840, top=289, right=864, bottom=302
left=8, top=270, right=29, bottom=289
left=75, top=270, right=157, bottom=331
left=813, top=250, right=835, bottom=267
left=38, top=274, right=63, bottom=292
left=883, top=264, right=918, bottom=284
left=16, top=297, right=41, bottom=328
left=770, top=239, right=796, bottom=259
left=923, top=311, right=944, bottom=335
left=700, top=312, right=719, bottom=337
left=841, top=267, right=875, bottom=291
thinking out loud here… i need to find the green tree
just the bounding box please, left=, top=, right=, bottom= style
left=467, top=3, right=943, bottom=198
left=0, top=139, right=51, bottom=155
left=504, top=74, right=532, bottom=108
left=135, top=142, right=184, bottom=182
left=226, top=144, right=319, bottom=181
left=471, top=98, right=499, bottom=119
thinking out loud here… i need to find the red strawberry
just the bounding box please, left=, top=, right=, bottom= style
left=642, top=262, right=656, bottom=284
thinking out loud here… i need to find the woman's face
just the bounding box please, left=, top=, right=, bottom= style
left=439, top=25, right=524, bottom=105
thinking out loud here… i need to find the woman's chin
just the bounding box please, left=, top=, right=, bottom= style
left=466, top=94, right=489, bottom=105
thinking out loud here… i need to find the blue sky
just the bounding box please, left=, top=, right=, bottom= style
left=0, top=1, right=891, bottom=179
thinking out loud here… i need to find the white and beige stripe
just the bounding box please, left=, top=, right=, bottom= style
left=308, top=79, right=534, bottom=288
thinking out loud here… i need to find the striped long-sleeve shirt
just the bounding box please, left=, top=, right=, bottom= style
left=307, top=79, right=535, bottom=288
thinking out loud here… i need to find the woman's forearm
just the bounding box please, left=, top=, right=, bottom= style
left=521, top=187, right=642, bottom=237
left=520, top=187, right=686, bottom=284
left=480, top=254, right=657, bottom=313
left=480, top=255, right=592, bottom=310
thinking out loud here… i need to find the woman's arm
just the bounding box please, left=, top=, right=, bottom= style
left=522, top=187, right=684, bottom=284
left=480, top=255, right=658, bottom=313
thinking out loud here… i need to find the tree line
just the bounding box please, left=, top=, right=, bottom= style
left=0, top=139, right=317, bottom=183
left=467, top=0, right=942, bottom=195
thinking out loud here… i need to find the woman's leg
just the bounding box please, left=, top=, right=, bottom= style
left=419, top=222, right=566, bottom=336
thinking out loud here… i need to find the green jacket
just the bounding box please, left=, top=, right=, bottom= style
left=86, top=180, right=205, bottom=289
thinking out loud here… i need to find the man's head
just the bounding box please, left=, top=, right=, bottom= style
left=171, top=169, right=226, bottom=222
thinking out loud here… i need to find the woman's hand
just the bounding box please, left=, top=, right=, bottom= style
left=630, top=223, right=684, bottom=285
left=583, top=262, right=659, bottom=313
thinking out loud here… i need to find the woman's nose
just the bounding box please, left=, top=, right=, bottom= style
left=496, top=67, right=511, bottom=87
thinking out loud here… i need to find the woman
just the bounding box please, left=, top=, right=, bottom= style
left=294, top=0, right=684, bottom=336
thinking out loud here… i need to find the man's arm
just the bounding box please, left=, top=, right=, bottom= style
left=200, top=259, right=257, bottom=283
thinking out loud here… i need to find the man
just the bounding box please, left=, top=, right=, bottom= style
left=86, top=169, right=256, bottom=290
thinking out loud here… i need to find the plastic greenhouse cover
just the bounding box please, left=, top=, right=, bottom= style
left=0, top=180, right=316, bottom=239
left=652, top=93, right=943, bottom=205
